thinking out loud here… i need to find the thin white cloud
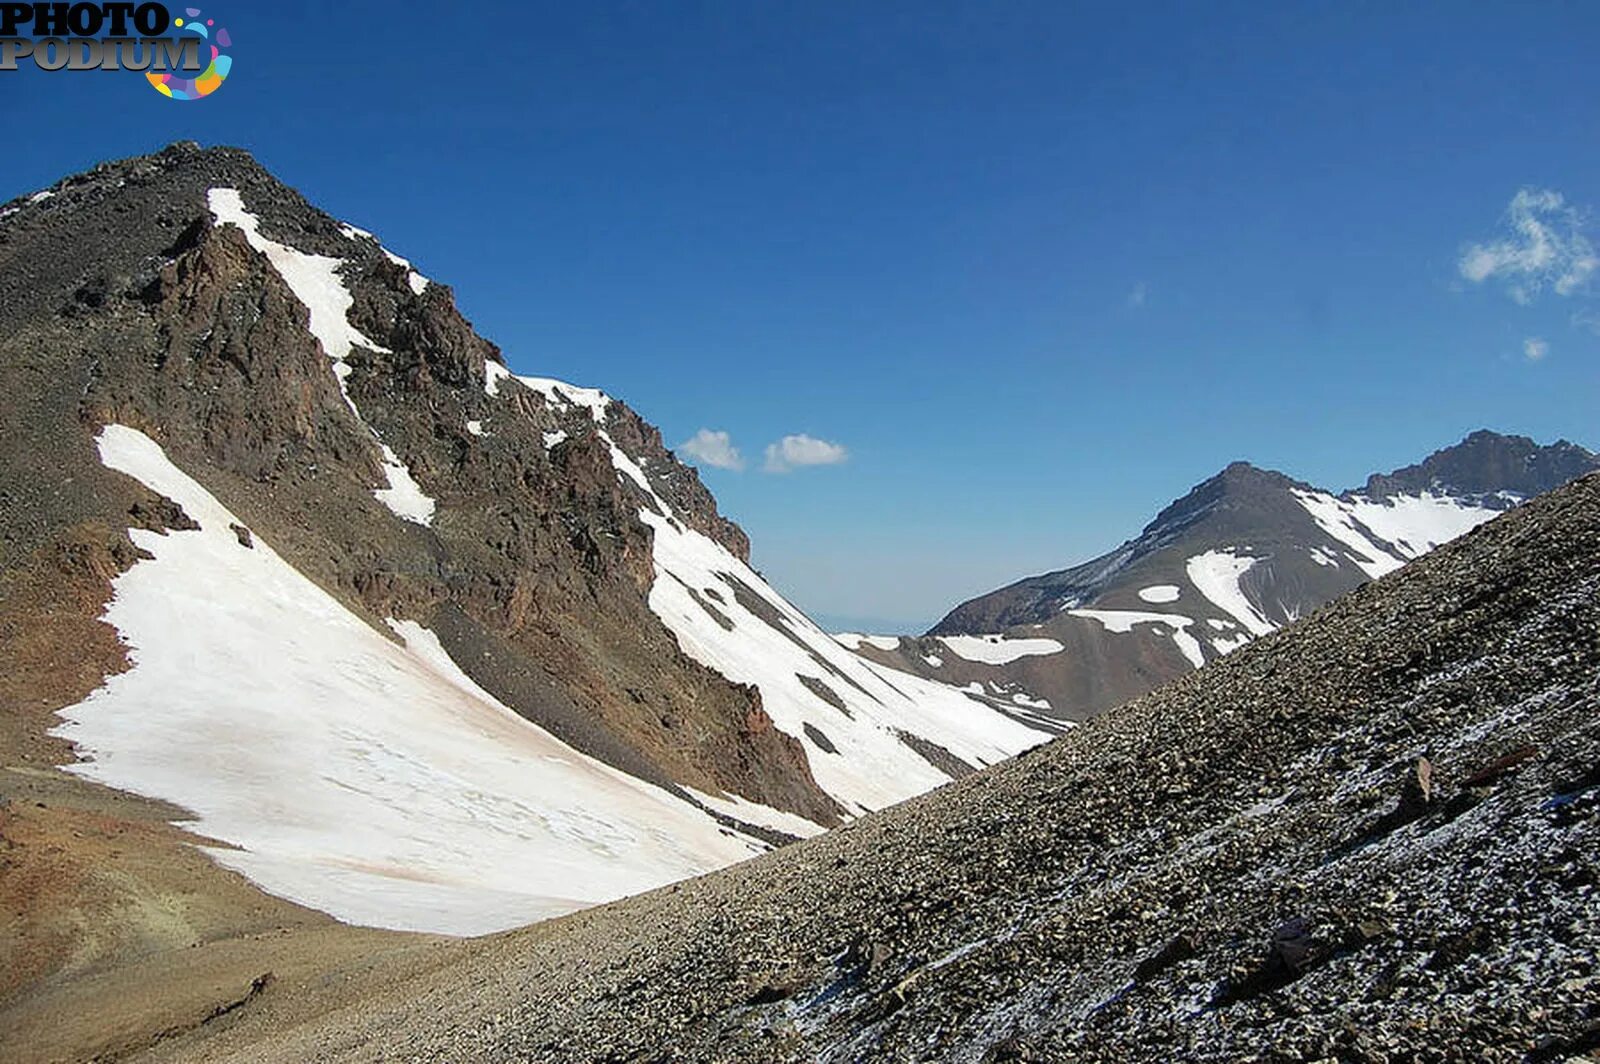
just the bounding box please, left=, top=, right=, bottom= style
left=678, top=428, right=745, bottom=471
left=1522, top=337, right=1550, bottom=362
left=763, top=434, right=849, bottom=474
left=1573, top=308, right=1600, bottom=336
left=1459, top=187, right=1597, bottom=304
left=1125, top=281, right=1148, bottom=308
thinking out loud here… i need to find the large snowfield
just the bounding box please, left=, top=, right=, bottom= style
left=1292, top=488, right=1503, bottom=578
left=59, top=426, right=765, bottom=936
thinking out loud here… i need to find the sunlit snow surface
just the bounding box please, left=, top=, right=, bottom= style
left=937, top=635, right=1066, bottom=665
left=56, top=426, right=764, bottom=936
left=1185, top=549, right=1275, bottom=637
left=1292, top=489, right=1502, bottom=579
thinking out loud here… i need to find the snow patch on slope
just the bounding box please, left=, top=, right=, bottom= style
left=1308, top=546, right=1340, bottom=568
left=833, top=633, right=901, bottom=652
left=1138, top=584, right=1181, bottom=604
left=1185, top=550, right=1275, bottom=637
left=603, top=459, right=1046, bottom=814
left=208, top=188, right=435, bottom=527
left=1292, top=489, right=1502, bottom=580
left=1292, top=490, right=1406, bottom=578
left=938, top=635, right=1065, bottom=666
left=683, top=787, right=828, bottom=841
left=518, top=377, right=612, bottom=423
left=337, top=222, right=430, bottom=294
left=1341, top=492, right=1504, bottom=558
left=59, top=426, right=763, bottom=936
left=484, top=359, right=512, bottom=397
left=373, top=444, right=435, bottom=525
left=1067, top=609, right=1205, bottom=668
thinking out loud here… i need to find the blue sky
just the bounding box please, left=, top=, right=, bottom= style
left=7, top=2, right=1599, bottom=630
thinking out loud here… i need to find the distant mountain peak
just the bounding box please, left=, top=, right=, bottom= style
left=1355, top=429, right=1599, bottom=500
left=916, top=428, right=1597, bottom=718
left=1138, top=460, right=1299, bottom=540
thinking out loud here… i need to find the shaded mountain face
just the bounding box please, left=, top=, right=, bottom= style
left=139, top=472, right=1600, bottom=1064
left=850, top=435, right=1599, bottom=721
left=1359, top=428, right=1599, bottom=499
left=0, top=144, right=1046, bottom=940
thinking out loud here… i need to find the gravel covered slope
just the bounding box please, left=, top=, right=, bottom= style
left=152, top=471, right=1600, bottom=1063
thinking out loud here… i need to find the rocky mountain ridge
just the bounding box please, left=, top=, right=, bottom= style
left=848, top=430, right=1599, bottom=722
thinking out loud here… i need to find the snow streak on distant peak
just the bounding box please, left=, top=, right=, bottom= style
left=1067, top=609, right=1204, bottom=668
left=938, top=634, right=1065, bottom=666
left=1292, top=488, right=1502, bottom=579
left=1185, top=550, right=1275, bottom=637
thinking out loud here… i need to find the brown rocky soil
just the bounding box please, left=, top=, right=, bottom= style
left=0, top=524, right=432, bottom=1064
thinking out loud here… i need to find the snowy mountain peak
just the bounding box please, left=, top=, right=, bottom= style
left=2, top=145, right=1049, bottom=938
left=885, top=432, right=1598, bottom=722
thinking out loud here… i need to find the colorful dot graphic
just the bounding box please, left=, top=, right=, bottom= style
left=148, top=7, right=232, bottom=101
